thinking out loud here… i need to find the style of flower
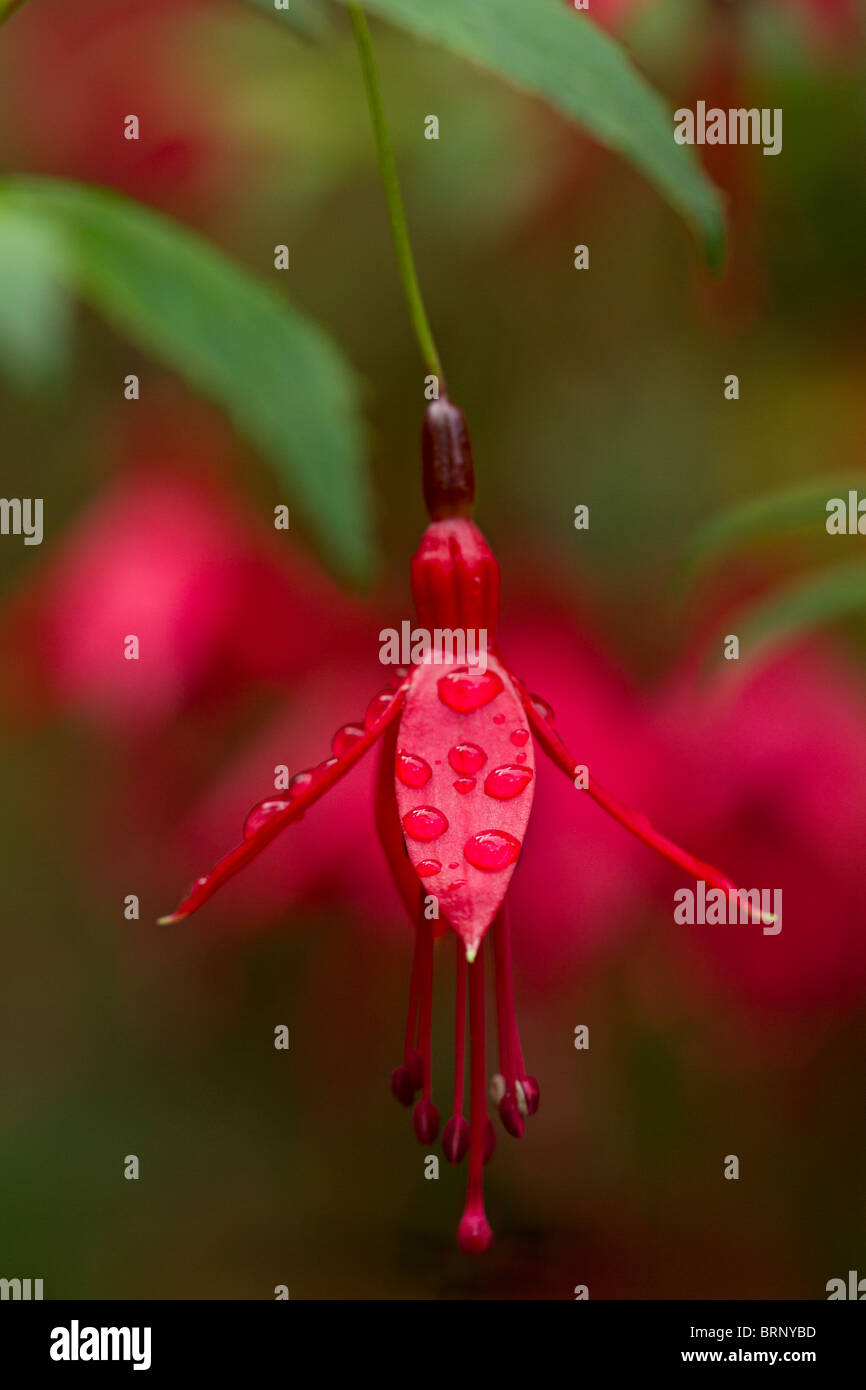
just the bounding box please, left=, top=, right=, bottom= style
left=160, top=397, right=767, bottom=1253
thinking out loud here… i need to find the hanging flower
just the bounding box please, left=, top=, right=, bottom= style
left=160, top=397, right=767, bottom=1252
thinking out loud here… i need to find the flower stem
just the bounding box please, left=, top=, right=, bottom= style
left=347, top=4, right=446, bottom=390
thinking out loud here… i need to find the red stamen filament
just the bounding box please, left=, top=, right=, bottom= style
left=493, top=905, right=528, bottom=1137
left=411, top=916, right=440, bottom=1143
left=417, top=918, right=434, bottom=1100
left=522, top=690, right=772, bottom=929
left=403, top=912, right=424, bottom=1068
left=442, top=939, right=470, bottom=1165
left=453, top=944, right=466, bottom=1116
left=458, top=945, right=492, bottom=1254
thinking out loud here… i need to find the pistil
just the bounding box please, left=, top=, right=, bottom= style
left=442, top=941, right=470, bottom=1164
left=412, top=915, right=440, bottom=1143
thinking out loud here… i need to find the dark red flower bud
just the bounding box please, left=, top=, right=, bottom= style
left=422, top=396, right=475, bottom=521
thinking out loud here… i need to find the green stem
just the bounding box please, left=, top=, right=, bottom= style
left=347, top=3, right=445, bottom=390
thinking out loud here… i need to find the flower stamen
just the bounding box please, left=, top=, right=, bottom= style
left=442, top=939, right=470, bottom=1164
left=493, top=905, right=534, bottom=1138
left=458, top=944, right=493, bottom=1254
left=412, top=915, right=440, bottom=1143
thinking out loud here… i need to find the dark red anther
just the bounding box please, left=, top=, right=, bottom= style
left=390, top=1065, right=415, bottom=1108
left=406, top=1049, right=424, bottom=1091
left=413, top=1096, right=441, bottom=1144
left=422, top=396, right=476, bottom=521
left=519, top=1076, right=540, bottom=1116
left=442, top=1114, right=470, bottom=1165
left=498, top=1092, right=525, bottom=1139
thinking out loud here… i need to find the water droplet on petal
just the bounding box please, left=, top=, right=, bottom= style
left=288, top=770, right=314, bottom=799
left=529, top=693, right=556, bottom=724
left=484, top=764, right=534, bottom=800
left=311, top=757, right=338, bottom=781
left=364, top=689, right=395, bottom=729
left=438, top=667, right=504, bottom=713
left=453, top=777, right=476, bottom=795
left=510, top=728, right=530, bottom=747
left=396, top=751, right=432, bottom=788
left=493, top=714, right=505, bottom=725
left=416, top=859, right=441, bottom=877
left=244, top=797, right=291, bottom=838
left=448, top=742, right=487, bottom=775
left=446, top=880, right=467, bottom=892
left=464, top=830, right=522, bottom=871
left=332, top=723, right=364, bottom=757
left=514, top=752, right=527, bottom=764
left=402, top=806, right=449, bottom=841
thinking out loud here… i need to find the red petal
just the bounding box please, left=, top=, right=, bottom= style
left=522, top=687, right=773, bottom=928
left=394, top=657, right=535, bottom=959
left=159, top=683, right=406, bottom=923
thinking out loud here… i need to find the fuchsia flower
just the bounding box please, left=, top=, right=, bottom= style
left=2, top=460, right=358, bottom=728
left=160, top=398, right=767, bottom=1253
left=657, top=642, right=866, bottom=1015
left=7, top=0, right=228, bottom=215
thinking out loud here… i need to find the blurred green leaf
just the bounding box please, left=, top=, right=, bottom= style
left=0, top=0, right=28, bottom=27
left=0, top=177, right=374, bottom=584
left=681, top=476, right=866, bottom=589
left=339, top=0, right=725, bottom=266
left=242, top=0, right=331, bottom=40
left=0, top=205, right=71, bottom=390
left=721, top=563, right=866, bottom=667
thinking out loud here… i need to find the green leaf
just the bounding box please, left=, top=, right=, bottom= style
left=242, top=0, right=332, bottom=40
left=724, top=563, right=866, bottom=666
left=681, top=476, right=866, bottom=589
left=0, top=178, right=373, bottom=583
left=338, top=0, right=725, bottom=266
left=0, top=204, right=71, bottom=390
left=0, top=0, right=28, bottom=27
